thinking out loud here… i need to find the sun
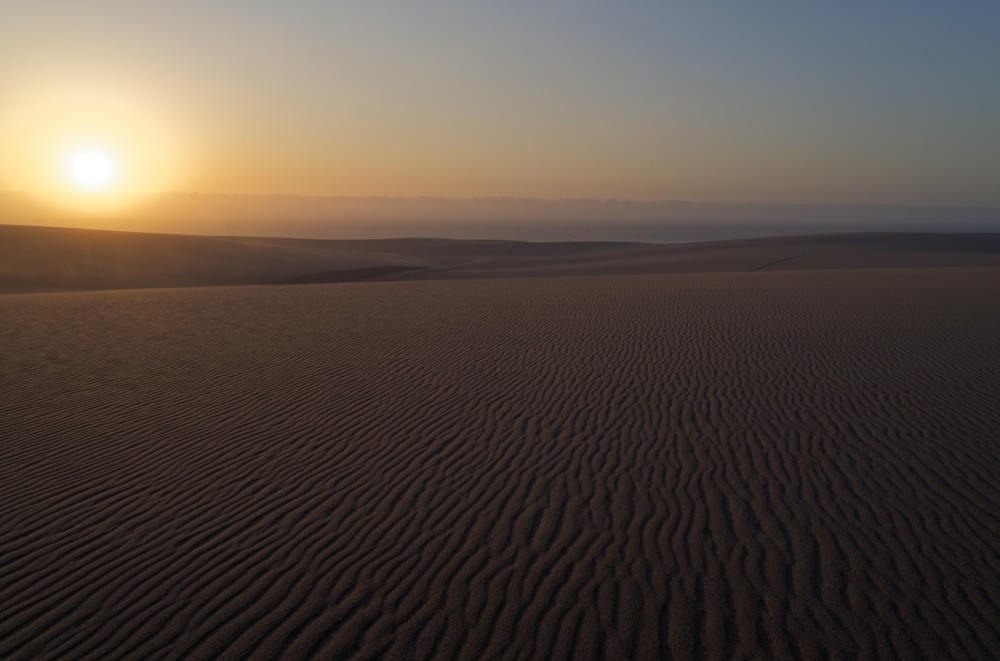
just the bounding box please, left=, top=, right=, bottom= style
left=66, top=147, right=117, bottom=192
left=0, top=78, right=188, bottom=211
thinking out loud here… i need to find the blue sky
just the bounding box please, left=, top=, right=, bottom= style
left=2, top=1, right=999, bottom=203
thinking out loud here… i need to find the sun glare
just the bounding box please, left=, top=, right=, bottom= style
left=0, top=78, right=185, bottom=212
left=66, top=148, right=117, bottom=192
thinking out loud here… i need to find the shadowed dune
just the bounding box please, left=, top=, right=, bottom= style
left=1, top=268, right=998, bottom=659
left=403, top=232, right=1000, bottom=280
left=4, top=223, right=1000, bottom=292
left=0, top=225, right=416, bottom=292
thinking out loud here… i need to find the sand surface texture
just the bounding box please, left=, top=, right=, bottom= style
left=2, top=264, right=998, bottom=660
left=4, top=224, right=1000, bottom=293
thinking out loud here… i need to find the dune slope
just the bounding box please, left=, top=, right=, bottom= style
left=1, top=268, right=998, bottom=659
left=4, top=223, right=1000, bottom=292
left=0, top=225, right=411, bottom=292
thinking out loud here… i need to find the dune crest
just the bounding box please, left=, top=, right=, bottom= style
left=4, top=223, right=1000, bottom=293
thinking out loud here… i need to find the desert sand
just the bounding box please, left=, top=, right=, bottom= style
left=1, top=232, right=999, bottom=659
left=4, top=223, right=1000, bottom=293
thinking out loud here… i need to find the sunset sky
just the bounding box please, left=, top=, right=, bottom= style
left=2, top=1, right=999, bottom=207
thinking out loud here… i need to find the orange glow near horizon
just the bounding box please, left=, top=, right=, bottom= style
left=0, top=78, right=187, bottom=212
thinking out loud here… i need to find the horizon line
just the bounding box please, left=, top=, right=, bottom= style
left=3, top=190, right=999, bottom=210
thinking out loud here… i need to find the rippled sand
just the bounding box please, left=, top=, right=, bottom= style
left=2, top=268, right=999, bottom=659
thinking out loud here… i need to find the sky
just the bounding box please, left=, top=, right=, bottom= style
left=2, top=1, right=999, bottom=207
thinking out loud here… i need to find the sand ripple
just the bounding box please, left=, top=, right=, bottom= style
left=1, top=269, right=998, bottom=660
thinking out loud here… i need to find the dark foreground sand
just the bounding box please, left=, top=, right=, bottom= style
left=2, top=268, right=999, bottom=660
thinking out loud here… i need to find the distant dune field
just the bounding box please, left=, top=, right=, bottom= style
left=4, top=223, right=1000, bottom=293
left=2, top=266, right=998, bottom=659
left=4, top=193, right=999, bottom=243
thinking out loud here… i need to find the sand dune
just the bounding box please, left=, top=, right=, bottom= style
left=1, top=268, right=998, bottom=659
left=5, top=192, right=999, bottom=242
left=0, top=225, right=412, bottom=293
left=4, top=224, right=1000, bottom=293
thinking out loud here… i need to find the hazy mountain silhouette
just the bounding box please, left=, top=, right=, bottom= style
left=2, top=191, right=998, bottom=242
